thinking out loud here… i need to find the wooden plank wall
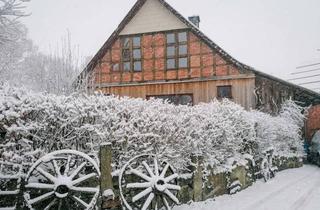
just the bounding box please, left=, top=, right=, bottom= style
left=98, top=77, right=256, bottom=110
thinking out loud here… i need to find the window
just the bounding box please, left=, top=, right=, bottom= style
left=167, top=59, right=175, bottom=69
left=120, top=36, right=142, bottom=72
left=123, top=62, right=130, bottom=71
left=179, top=57, right=188, bottom=68
left=147, top=94, right=193, bottom=105
left=166, top=33, right=175, bottom=44
left=217, top=86, right=232, bottom=99
left=166, top=31, right=188, bottom=69
left=134, top=61, right=141, bottom=71
left=112, top=63, right=119, bottom=71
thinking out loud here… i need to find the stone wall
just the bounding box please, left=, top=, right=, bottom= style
left=100, top=144, right=303, bottom=209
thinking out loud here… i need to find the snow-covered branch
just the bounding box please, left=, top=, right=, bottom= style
left=0, top=84, right=305, bottom=173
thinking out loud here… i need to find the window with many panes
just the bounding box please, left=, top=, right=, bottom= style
left=166, top=31, right=188, bottom=69
left=120, top=36, right=142, bottom=72
left=217, top=86, right=232, bottom=99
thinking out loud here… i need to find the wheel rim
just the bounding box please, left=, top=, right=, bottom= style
left=119, top=154, right=181, bottom=210
left=261, top=159, right=269, bottom=181
left=24, top=150, right=100, bottom=210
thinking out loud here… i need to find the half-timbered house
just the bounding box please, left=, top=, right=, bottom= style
left=75, top=0, right=320, bottom=112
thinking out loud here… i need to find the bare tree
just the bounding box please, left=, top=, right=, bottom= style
left=0, top=0, right=30, bottom=44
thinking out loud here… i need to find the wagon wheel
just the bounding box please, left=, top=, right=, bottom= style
left=119, top=154, right=181, bottom=210
left=260, top=158, right=271, bottom=182
left=24, top=150, right=100, bottom=210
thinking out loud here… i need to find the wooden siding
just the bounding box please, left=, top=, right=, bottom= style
left=97, top=76, right=256, bottom=110
left=255, top=74, right=320, bottom=113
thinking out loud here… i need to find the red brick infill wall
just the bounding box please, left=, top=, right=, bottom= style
left=306, top=105, right=320, bottom=142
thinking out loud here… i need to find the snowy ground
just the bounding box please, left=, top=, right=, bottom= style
left=174, top=165, right=320, bottom=210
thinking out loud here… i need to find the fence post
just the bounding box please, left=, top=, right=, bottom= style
left=100, top=142, right=114, bottom=208
left=191, top=154, right=203, bottom=202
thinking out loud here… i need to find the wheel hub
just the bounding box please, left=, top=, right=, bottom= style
left=154, top=178, right=166, bottom=192
left=55, top=184, right=69, bottom=198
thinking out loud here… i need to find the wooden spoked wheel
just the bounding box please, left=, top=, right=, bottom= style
left=24, top=150, right=100, bottom=210
left=119, top=154, right=181, bottom=210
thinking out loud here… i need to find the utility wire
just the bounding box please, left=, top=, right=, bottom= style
left=291, top=68, right=320, bottom=75
left=296, top=62, right=320, bottom=69
left=288, top=73, right=320, bottom=81
left=298, top=80, right=320, bottom=85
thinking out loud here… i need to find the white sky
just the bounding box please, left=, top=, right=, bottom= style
left=22, top=0, right=320, bottom=92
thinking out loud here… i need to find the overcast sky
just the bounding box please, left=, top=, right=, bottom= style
left=22, top=0, right=320, bottom=92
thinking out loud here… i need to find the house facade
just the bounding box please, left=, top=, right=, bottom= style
left=76, top=0, right=320, bottom=112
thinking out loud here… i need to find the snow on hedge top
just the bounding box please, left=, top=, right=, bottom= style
left=0, top=84, right=305, bottom=172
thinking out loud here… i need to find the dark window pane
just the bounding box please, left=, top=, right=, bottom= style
left=167, top=46, right=175, bottom=57
left=179, top=45, right=187, bottom=55
left=134, top=61, right=142, bottom=71
left=133, top=49, right=141, bottom=59
left=122, top=49, right=131, bottom=61
left=167, top=59, right=176, bottom=69
left=122, top=38, right=130, bottom=48
left=179, top=57, right=188, bottom=68
left=133, top=37, right=141, bottom=47
left=217, top=86, right=232, bottom=98
left=147, top=94, right=193, bottom=106
left=179, top=95, right=193, bottom=105
left=123, top=62, right=131, bottom=71
left=167, top=33, right=175, bottom=44
left=178, top=32, right=187, bottom=42
left=112, top=63, right=119, bottom=71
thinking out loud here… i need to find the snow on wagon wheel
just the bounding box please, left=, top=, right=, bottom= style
left=24, top=150, right=100, bottom=210
left=260, top=158, right=271, bottom=182
left=119, top=154, right=181, bottom=210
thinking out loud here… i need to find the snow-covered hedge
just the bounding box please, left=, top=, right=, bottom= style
left=0, top=84, right=305, bottom=173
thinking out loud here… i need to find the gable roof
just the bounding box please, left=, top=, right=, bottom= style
left=77, top=0, right=320, bottom=101
left=80, top=0, right=246, bottom=76
left=119, top=0, right=188, bottom=35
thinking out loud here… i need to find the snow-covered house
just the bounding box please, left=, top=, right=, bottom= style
left=75, top=0, right=320, bottom=112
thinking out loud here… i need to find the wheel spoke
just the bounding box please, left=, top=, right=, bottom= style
left=127, top=182, right=151, bottom=189
left=164, top=189, right=179, bottom=204
left=142, top=161, right=154, bottom=177
left=164, top=174, right=178, bottom=183
left=70, top=186, right=99, bottom=194
left=166, top=184, right=181, bottom=191
left=36, top=167, right=57, bottom=183
left=72, top=195, right=89, bottom=208
left=44, top=198, right=57, bottom=210
left=69, top=162, right=86, bottom=180
left=141, top=192, right=155, bottom=210
left=154, top=158, right=159, bottom=176
left=162, top=196, right=171, bottom=210
left=155, top=198, right=158, bottom=210
left=132, top=187, right=152, bottom=203
left=26, top=183, right=55, bottom=190
left=72, top=173, right=97, bottom=186
left=160, top=163, right=170, bottom=178
left=52, top=160, right=61, bottom=176
left=58, top=199, right=62, bottom=210
left=28, top=191, right=54, bottom=205
left=130, top=169, right=152, bottom=181
left=65, top=155, right=72, bottom=176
